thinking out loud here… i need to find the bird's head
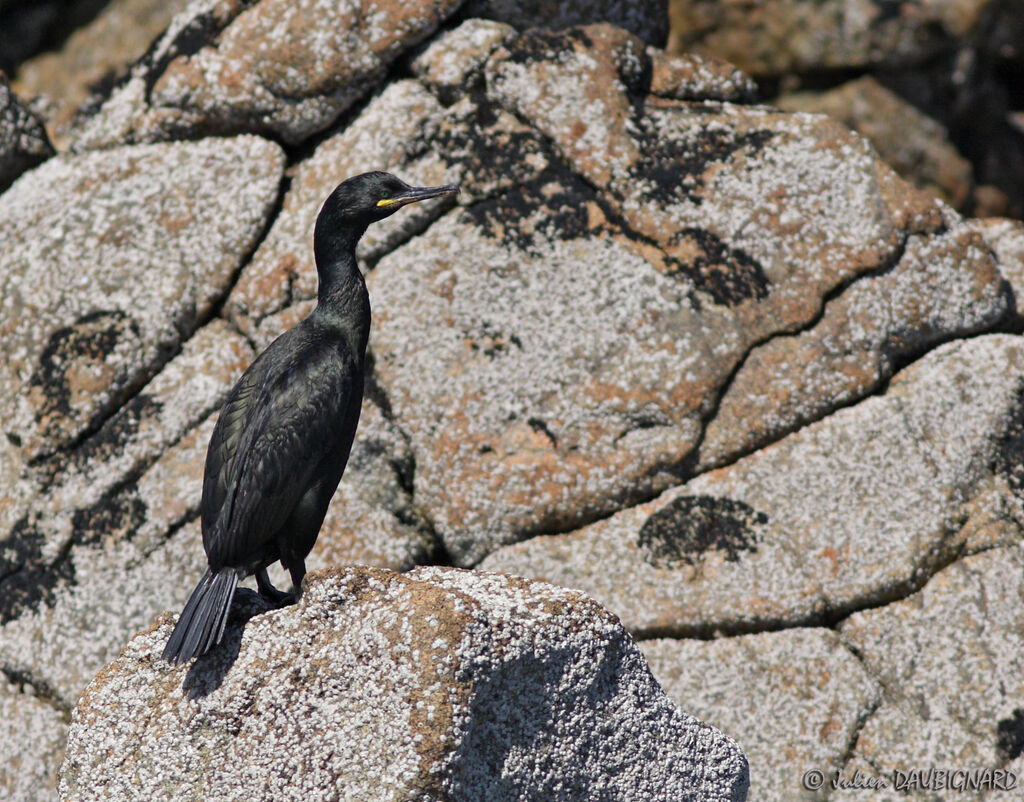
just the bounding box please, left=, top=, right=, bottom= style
left=321, top=171, right=459, bottom=228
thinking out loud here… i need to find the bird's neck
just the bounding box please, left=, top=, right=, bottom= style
left=313, top=225, right=371, bottom=354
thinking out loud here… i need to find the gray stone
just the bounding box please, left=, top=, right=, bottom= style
left=647, top=48, right=759, bottom=103
left=0, top=675, right=68, bottom=802
left=975, top=217, right=1024, bottom=328
left=835, top=546, right=1024, bottom=799
left=42, top=319, right=252, bottom=510
left=641, top=628, right=881, bottom=801
left=224, top=79, right=457, bottom=344
left=11, top=0, right=194, bottom=147
left=0, top=74, right=53, bottom=192
left=0, top=135, right=283, bottom=462
left=370, top=189, right=712, bottom=565
left=60, top=567, right=749, bottom=801
left=410, top=18, right=515, bottom=104
left=668, top=0, right=988, bottom=77
left=70, top=0, right=464, bottom=149
left=481, top=335, right=1024, bottom=636
left=366, top=23, right=992, bottom=565
left=0, top=423, right=211, bottom=707
left=698, top=211, right=1009, bottom=469
left=777, top=77, right=974, bottom=209
left=463, top=0, right=669, bottom=46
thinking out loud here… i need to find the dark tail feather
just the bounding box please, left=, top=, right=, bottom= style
left=161, top=569, right=240, bottom=664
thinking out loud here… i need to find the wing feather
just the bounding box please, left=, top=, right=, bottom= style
left=201, top=325, right=359, bottom=568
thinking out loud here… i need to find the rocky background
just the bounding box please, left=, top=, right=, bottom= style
left=2, top=0, right=1024, bottom=800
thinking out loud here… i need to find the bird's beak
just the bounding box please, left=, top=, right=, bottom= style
left=377, top=183, right=460, bottom=208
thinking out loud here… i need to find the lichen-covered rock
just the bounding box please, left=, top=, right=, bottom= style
left=835, top=546, right=1024, bottom=794
left=362, top=23, right=1004, bottom=565
left=0, top=321, right=250, bottom=638
left=777, top=77, right=974, bottom=209
left=669, top=0, right=986, bottom=77
left=70, top=0, right=464, bottom=149
left=410, top=18, right=516, bottom=104
left=59, top=567, right=749, bottom=802
left=11, top=0, right=194, bottom=146
left=0, top=135, right=283, bottom=462
left=647, top=48, right=758, bottom=102
left=481, top=335, right=1024, bottom=636
left=0, top=440, right=211, bottom=707
left=975, top=216, right=1024, bottom=328
left=463, top=0, right=669, bottom=46
left=641, top=628, right=881, bottom=801
left=0, top=675, right=68, bottom=802
left=697, top=211, right=1008, bottom=468
left=0, top=74, right=53, bottom=192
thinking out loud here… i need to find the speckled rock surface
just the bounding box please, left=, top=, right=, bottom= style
left=481, top=335, right=1024, bottom=636
left=666, top=0, right=1024, bottom=219
left=831, top=546, right=1024, bottom=799
left=697, top=210, right=1008, bottom=469
left=60, top=567, right=749, bottom=802
left=70, top=0, right=464, bottom=149
left=365, top=23, right=1006, bottom=565
left=0, top=439, right=210, bottom=708
left=0, top=676, right=68, bottom=802
left=463, top=0, right=669, bottom=46
left=410, top=18, right=515, bottom=104
left=0, top=675, right=68, bottom=802
left=0, top=75, right=53, bottom=192
left=647, top=48, right=759, bottom=102
left=0, top=135, right=283, bottom=462
left=641, top=629, right=881, bottom=801
left=777, top=77, right=974, bottom=209
left=668, top=0, right=987, bottom=77
left=11, top=0, right=194, bottom=147
left=0, top=321, right=250, bottom=637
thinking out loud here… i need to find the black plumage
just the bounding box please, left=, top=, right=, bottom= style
left=162, top=172, right=459, bottom=664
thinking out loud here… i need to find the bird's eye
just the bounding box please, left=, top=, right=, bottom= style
left=380, top=190, right=390, bottom=199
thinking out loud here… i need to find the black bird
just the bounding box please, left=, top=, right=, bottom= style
left=162, top=172, right=458, bottom=664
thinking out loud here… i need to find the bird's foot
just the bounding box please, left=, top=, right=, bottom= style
left=255, top=568, right=294, bottom=607
left=257, top=586, right=294, bottom=607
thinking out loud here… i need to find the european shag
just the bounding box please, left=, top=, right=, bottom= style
left=162, top=172, right=459, bottom=664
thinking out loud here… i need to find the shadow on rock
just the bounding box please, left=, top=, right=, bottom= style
left=183, top=588, right=273, bottom=700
